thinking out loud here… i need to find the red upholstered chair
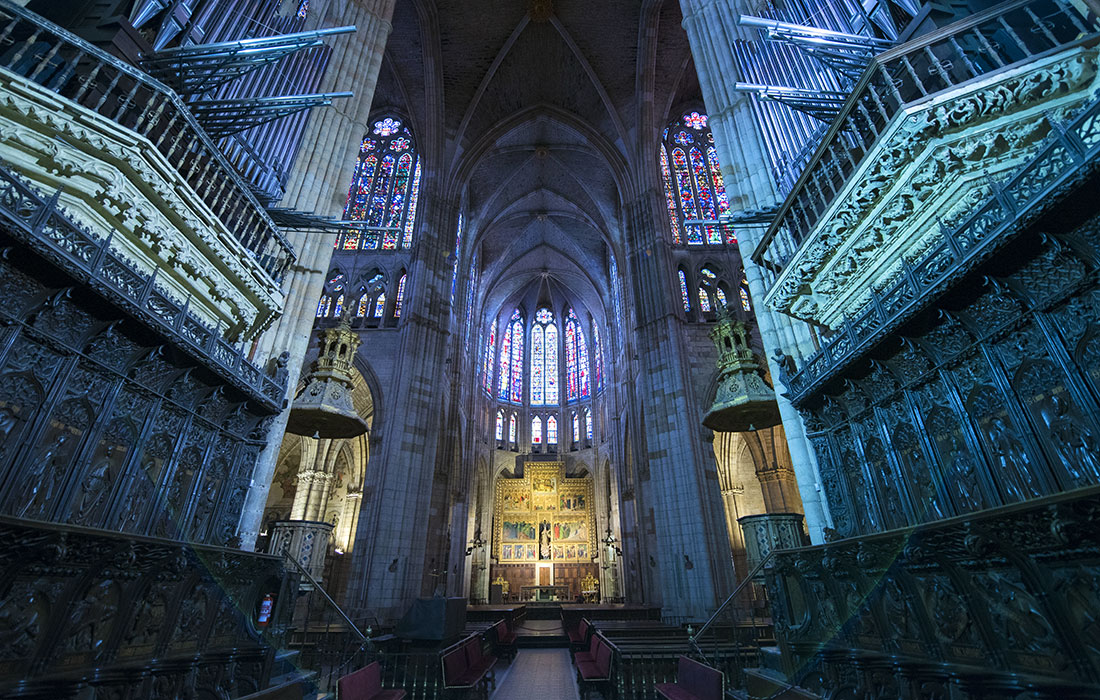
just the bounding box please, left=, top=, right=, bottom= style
left=337, top=661, right=407, bottom=699
left=574, top=632, right=601, bottom=664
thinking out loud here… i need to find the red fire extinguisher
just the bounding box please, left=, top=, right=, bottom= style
left=257, top=593, right=275, bottom=627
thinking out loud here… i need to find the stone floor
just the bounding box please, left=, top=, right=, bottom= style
left=491, top=648, right=581, bottom=700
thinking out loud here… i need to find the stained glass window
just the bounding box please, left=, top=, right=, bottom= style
left=395, top=273, right=407, bottom=318
left=317, top=296, right=330, bottom=317
left=716, top=287, right=728, bottom=309
left=532, top=416, right=542, bottom=444
left=295, top=0, right=309, bottom=18
left=572, top=412, right=579, bottom=443
left=372, top=292, right=386, bottom=318
left=451, top=212, right=464, bottom=305
left=333, top=294, right=344, bottom=317
left=342, top=117, right=421, bottom=250
left=698, top=287, right=711, bottom=313
left=483, top=327, right=496, bottom=394
left=592, top=323, right=604, bottom=394
left=660, top=111, right=732, bottom=245
left=357, top=295, right=368, bottom=317
left=741, top=283, right=752, bottom=311
left=610, top=256, right=624, bottom=343
left=565, top=310, right=590, bottom=402
left=678, top=270, right=691, bottom=312
left=498, top=319, right=512, bottom=400
left=509, top=413, right=517, bottom=443
left=547, top=415, right=558, bottom=445
left=584, top=408, right=593, bottom=441
left=531, top=308, right=557, bottom=406
left=509, top=315, right=524, bottom=404
left=495, top=410, right=504, bottom=440
left=499, top=310, right=523, bottom=403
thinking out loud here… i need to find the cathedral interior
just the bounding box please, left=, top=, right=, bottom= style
left=1, top=0, right=1100, bottom=697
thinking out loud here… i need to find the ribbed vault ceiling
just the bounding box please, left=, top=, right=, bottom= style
left=371, top=0, right=699, bottom=322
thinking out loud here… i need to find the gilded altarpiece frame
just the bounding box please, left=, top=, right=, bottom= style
left=494, top=462, right=595, bottom=563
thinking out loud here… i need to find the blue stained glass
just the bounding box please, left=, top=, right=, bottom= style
left=577, top=321, right=590, bottom=400
left=509, top=414, right=517, bottom=443
left=532, top=325, right=545, bottom=406
left=373, top=292, right=386, bottom=318
left=483, top=328, right=496, bottom=394
left=495, top=411, right=503, bottom=440
left=395, top=274, right=406, bottom=317
left=343, top=119, right=419, bottom=249
left=679, top=270, right=691, bottom=312
left=698, top=288, right=711, bottom=313
left=547, top=415, right=557, bottom=444
left=357, top=295, right=368, bottom=317
left=545, top=323, right=558, bottom=405
left=593, top=323, right=603, bottom=394
left=566, top=315, right=578, bottom=402
left=716, top=287, right=728, bottom=308
left=572, top=412, right=579, bottom=443
left=498, top=321, right=512, bottom=400
left=402, top=159, right=421, bottom=248
left=741, top=285, right=752, bottom=311
left=674, top=131, right=693, bottom=147
left=510, top=319, right=524, bottom=404
left=317, top=296, right=330, bottom=317
left=451, top=213, right=464, bottom=305
left=585, top=408, right=593, bottom=441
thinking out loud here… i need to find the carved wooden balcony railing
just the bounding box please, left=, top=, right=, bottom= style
left=765, top=486, right=1100, bottom=698
left=0, top=0, right=296, bottom=284
left=0, top=163, right=287, bottom=410
left=782, top=93, right=1100, bottom=404
left=0, top=516, right=296, bottom=699
left=751, top=0, right=1098, bottom=284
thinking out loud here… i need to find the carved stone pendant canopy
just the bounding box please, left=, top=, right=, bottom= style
left=703, top=308, right=781, bottom=432
left=286, top=320, right=368, bottom=439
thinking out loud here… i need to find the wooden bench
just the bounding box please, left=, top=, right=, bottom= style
left=655, top=656, right=723, bottom=700
left=337, top=661, right=407, bottom=699
left=491, top=618, right=518, bottom=661
left=567, top=617, right=590, bottom=653
left=573, top=633, right=615, bottom=699
left=440, top=633, right=497, bottom=698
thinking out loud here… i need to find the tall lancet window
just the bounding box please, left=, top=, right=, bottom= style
left=509, top=413, right=517, bottom=443
left=592, top=322, right=604, bottom=395
left=531, top=308, right=558, bottom=406
left=532, top=416, right=543, bottom=445
left=498, top=310, right=524, bottom=403
left=565, top=309, right=590, bottom=402
left=547, top=415, right=558, bottom=445
left=483, top=326, right=496, bottom=394
left=341, top=116, right=422, bottom=250
left=451, top=213, right=464, bottom=305
left=660, top=111, right=733, bottom=246
left=495, top=410, right=504, bottom=440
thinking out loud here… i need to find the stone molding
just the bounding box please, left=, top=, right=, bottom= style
left=0, top=67, right=284, bottom=340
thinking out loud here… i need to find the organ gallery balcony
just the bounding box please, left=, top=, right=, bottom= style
left=752, top=0, right=1100, bottom=332
left=0, top=0, right=293, bottom=342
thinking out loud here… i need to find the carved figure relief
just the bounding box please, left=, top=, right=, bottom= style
left=982, top=415, right=1042, bottom=502
left=1041, top=394, right=1100, bottom=486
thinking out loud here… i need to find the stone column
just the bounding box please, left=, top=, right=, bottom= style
left=238, top=0, right=396, bottom=549
left=625, top=191, right=735, bottom=622
left=679, top=0, right=830, bottom=542
left=344, top=192, right=459, bottom=622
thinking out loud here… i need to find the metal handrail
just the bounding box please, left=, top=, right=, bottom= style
left=692, top=550, right=776, bottom=646
left=280, top=547, right=368, bottom=644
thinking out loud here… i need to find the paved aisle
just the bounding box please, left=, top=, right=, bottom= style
left=491, top=648, right=580, bottom=700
